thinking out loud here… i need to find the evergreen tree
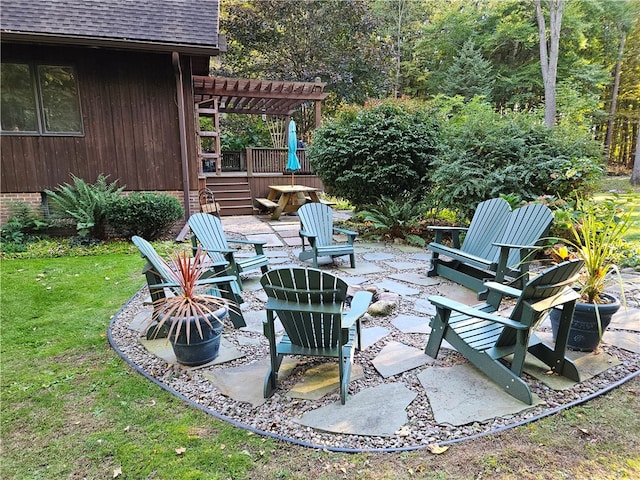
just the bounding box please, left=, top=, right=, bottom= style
left=442, top=40, right=494, bottom=101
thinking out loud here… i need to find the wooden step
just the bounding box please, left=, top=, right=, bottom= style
left=218, top=204, right=255, bottom=215
left=204, top=177, right=254, bottom=216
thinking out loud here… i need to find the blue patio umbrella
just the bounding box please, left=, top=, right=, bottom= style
left=287, top=120, right=301, bottom=185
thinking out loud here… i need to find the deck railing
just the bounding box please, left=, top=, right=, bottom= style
left=209, top=148, right=312, bottom=175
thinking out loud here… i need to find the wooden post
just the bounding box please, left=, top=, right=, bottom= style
left=246, top=147, right=253, bottom=177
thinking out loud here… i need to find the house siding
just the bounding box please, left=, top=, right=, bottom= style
left=1, top=43, right=198, bottom=194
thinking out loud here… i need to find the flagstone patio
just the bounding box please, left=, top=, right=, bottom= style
left=109, top=213, right=640, bottom=452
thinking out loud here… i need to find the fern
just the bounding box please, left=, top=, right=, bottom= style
left=45, top=174, right=124, bottom=239
left=359, top=194, right=426, bottom=245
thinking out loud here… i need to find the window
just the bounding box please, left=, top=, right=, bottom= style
left=1, top=62, right=83, bottom=135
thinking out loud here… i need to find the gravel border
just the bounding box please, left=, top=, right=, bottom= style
left=108, top=242, right=640, bottom=452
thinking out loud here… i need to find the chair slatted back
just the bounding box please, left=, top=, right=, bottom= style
left=132, top=235, right=173, bottom=281
left=298, top=203, right=335, bottom=247
left=497, top=259, right=584, bottom=345
left=261, top=267, right=348, bottom=349
left=188, top=213, right=230, bottom=264
left=460, top=198, right=512, bottom=259
left=492, top=203, right=553, bottom=267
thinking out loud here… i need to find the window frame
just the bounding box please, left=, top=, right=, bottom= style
left=1, top=61, right=84, bottom=137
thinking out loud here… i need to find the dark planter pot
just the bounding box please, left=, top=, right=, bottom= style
left=169, top=307, right=226, bottom=366
left=550, top=294, right=620, bottom=352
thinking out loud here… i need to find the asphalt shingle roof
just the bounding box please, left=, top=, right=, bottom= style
left=1, top=0, right=220, bottom=51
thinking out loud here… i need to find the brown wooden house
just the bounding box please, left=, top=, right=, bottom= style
left=1, top=0, right=328, bottom=223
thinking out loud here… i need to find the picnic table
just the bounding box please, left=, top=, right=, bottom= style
left=256, top=185, right=324, bottom=220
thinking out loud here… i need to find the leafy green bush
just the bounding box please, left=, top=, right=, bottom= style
left=45, top=174, right=124, bottom=240
left=106, top=192, right=184, bottom=240
left=429, top=97, right=603, bottom=219
left=308, top=100, right=440, bottom=209
left=219, top=114, right=272, bottom=150
left=0, top=201, right=49, bottom=252
left=355, top=193, right=428, bottom=246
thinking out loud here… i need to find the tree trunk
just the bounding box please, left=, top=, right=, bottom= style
left=631, top=119, right=640, bottom=186
left=394, top=0, right=406, bottom=99
left=535, top=0, right=563, bottom=128
left=604, top=31, right=627, bottom=161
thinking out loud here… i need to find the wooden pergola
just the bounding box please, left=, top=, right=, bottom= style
left=192, top=76, right=328, bottom=127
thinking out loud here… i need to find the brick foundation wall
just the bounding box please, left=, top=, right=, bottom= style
left=0, top=190, right=199, bottom=226
left=0, top=193, right=44, bottom=224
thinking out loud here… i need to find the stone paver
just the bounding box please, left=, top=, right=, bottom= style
left=363, top=252, right=396, bottom=262
left=203, top=357, right=298, bottom=407
left=282, top=236, right=303, bottom=247
left=418, top=364, right=543, bottom=426
left=295, top=383, right=417, bottom=437
left=337, top=262, right=382, bottom=275
left=141, top=337, right=245, bottom=370
left=245, top=233, right=283, bottom=247
left=519, top=348, right=621, bottom=388
left=265, top=248, right=290, bottom=257
left=392, top=314, right=430, bottom=334
left=129, top=308, right=152, bottom=333
left=342, top=275, right=370, bottom=285
left=412, top=298, right=437, bottom=316
left=384, top=261, right=428, bottom=270
left=372, top=341, right=435, bottom=378
left=375, top=279, right=420, bottom=296
left=611, top=307, right=640, bottom=331
left=360, top=326, right=390, bottom=349
left=603, top=330, right=640, bottom=353
left=390, top=272, right=440, bottom=287
left=288, top=363, right=365, bottom=400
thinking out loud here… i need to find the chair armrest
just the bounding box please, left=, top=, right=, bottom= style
left=298, top=229, right=316, bottom=239
left=227, top=238, right=266, bottom=255
left=427, top=226, right=467, bottom=247
left=427, top=226, right=468, bottom=232
left=333, top=227, right=357, bottom=237
left=150, top=275, right=239, bottom=289
left=529, top=287, right=580, bottom=312
left=201, top=247, right=236, bottom=254
left=484, top=281, right=522, bottom=298
left=342, top=291, right=373, bottom=328
left=228, top=238, right=267, bottom=247
left=334, top=227, right=357, bottom=244
left=492, top=242, right=537, bottom=250
left=429, top=295, right=528, bottom=330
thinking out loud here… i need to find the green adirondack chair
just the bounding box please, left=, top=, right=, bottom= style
left=486, top=203, right=555, bottom=292
left=188, top=213, right=269, bottom=289
left=261, top=267, right=373, bottom=404
left=298, top=203, right=358, bottom=268
left=131, top=235, right=246, bottom=328
left=428, top=198, right=512, bottom=266
left=428, top=201, right=553, bottom=295
left=425, top=259, right=584, bottom=404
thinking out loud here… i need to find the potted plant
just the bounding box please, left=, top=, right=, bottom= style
left=549, top=197, right=632, bottom=351
left=147, top=247, right=231, bottom=366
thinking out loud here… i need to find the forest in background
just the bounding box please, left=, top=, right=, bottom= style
left=214, top=0, right=639, bottom=175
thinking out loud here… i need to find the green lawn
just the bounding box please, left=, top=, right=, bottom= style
left=1, top=177, right=639, bottom=479
left=595, top=176, right=640, bottom=243
left=0, top=254, right=270, bottom=479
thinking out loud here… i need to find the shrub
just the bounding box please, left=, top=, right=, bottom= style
left=307, top=99, right=440, bottom=209
left=0, top=201, right=49, bottom=252
left=429, top=96, right=603, bottom=219
left=45, top=174, right=124, bottom=240
left=356, top=193, right=428, bottom=246
left=106, top=192, right=184, bottom=240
